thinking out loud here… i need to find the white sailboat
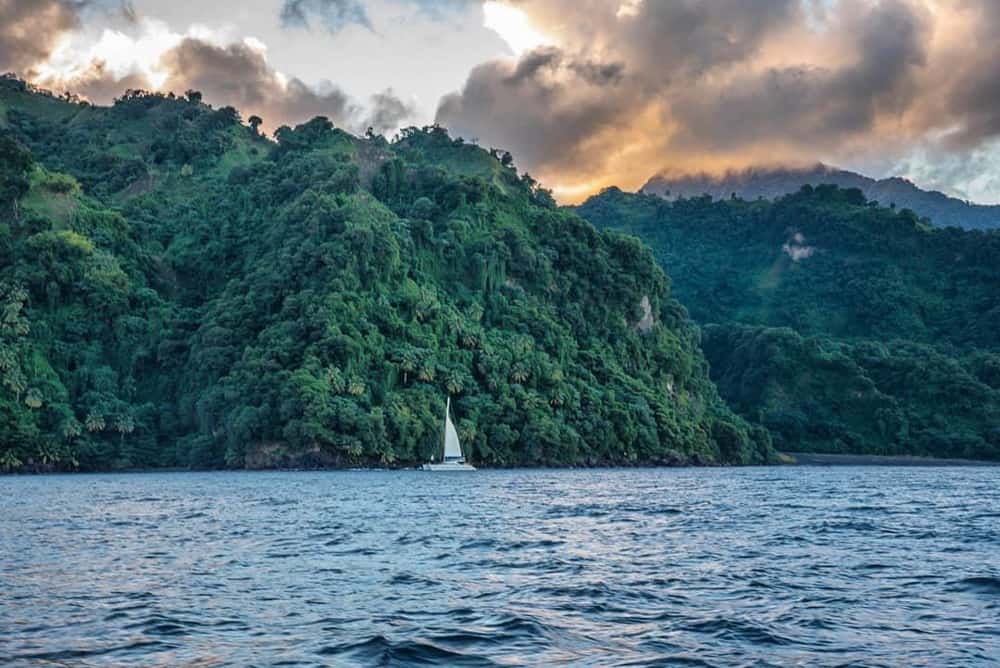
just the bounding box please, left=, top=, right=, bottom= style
left=422, top=397, right=476, bottom=471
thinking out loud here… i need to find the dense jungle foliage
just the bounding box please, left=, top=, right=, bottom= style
left=577, top=187, right=1000, bottom=460
left=0, top=76, right=772, bottom=471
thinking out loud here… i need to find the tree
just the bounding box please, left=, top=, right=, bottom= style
left=0, top=133, right=34, bottom=219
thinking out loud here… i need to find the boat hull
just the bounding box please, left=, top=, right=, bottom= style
left=421, top=462, right=477, bottom=471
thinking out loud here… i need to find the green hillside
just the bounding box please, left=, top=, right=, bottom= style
left=577, top=186, right=1000, bottom=460
left=0, top=77, right=771, bottom=471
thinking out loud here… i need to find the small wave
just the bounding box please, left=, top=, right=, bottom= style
left=109, top=519, right=139, bottom=527
left=632, top=651, right=717, bottom=667
left=682, top=618, right=796, bottom=646
left=845, top=505, right=892, bottom=513
left=460, top=538, right=499, bottom=550
left=388, top=572, right=439, bottom=587
left=545, top=503, right=610, bottom=518
left=331, top=546, right=378, bottom=556
left=616, top=503, right=682, bottom=515
left=950, top=576, right=1000, bottom=595
left=307, top=530, right=345, bottom=541
left=10, top=641, right=164, bottom=663
left=125, top=591, right=156, bottom=601
left=259, top=497, right=298, bottom=507
left=496, top=538, right=564, bottom=552
left=536, top=582, right=614, bottom=600
left=853, top=563, right=891, bottom=571
left=317, top=634, right=500, bottom=666
left=815, top=520, right=880, bottom=533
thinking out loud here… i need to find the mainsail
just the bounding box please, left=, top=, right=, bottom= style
left=443, top=397, right=463, bottom=460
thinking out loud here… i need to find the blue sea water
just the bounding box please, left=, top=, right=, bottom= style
left=1, top=467, right=998, bottom=666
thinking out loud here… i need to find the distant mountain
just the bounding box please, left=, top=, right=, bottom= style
left=576, top=185, right=1000, bottom=461
left=642, top=164, right=1000, bottom=230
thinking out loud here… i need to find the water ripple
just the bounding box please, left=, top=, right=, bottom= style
left=1, top=467, right=998, bottom=666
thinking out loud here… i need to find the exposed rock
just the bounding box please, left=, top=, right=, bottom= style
left=634, top=295, right=655, bottom=332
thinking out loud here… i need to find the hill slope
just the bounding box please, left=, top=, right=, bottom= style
left=642, top=164, right=1000, bottom=231
left=577, top=186, right=1000, bottom=460
left=0, top=77, right=771, bottom=471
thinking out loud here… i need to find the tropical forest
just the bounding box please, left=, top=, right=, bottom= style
left=577, top=186, right=1000, bottom=461
left=0, top=76, right=772, bottom=471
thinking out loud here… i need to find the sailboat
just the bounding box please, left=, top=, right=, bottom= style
left=422, top=397, right=476, bottom=471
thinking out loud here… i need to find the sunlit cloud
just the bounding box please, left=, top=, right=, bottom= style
left=32, top=18, right=206, bottom=90
left=482, top=1, right=553, bottom=55
left=5, top=0, right=1000, bottom=204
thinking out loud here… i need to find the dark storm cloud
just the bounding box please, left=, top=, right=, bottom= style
left=669, top=0, right=929, bottom=149
left=615, top=0, right=801, bottom=79
left=280, top=0, right=372, bottom=33
left=436, top=45, right=636, bottom=170
left=158, top=38, right=356, bottom=130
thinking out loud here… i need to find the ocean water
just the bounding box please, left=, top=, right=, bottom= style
left=1, top=467, right=997, bottom=667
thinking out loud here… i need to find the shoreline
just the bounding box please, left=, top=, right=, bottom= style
left=782, top=452, right=1000, bottom=467
left=4, top=453, right=1000, bottom=475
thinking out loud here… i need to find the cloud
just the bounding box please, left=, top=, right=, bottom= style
left=437, top=46, right=637, bottom=174
left=436, top=0, right=806, bottom=197
left=279, top=0, right=372, bottom=33
left=1, top=1, right=413, bottom=136
left=437, top=0, right=1000, bottom=202
left=668, top=0, right=929, bottom=151
left=8, top=0, right=1000, bottom=203
left=364, top=88, right=416, bottom=134
left=0, top=0, right=80, bottom=75
left=158, top=37, right=356, bottom=131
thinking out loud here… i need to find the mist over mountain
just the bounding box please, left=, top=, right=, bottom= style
left=642, top=165, right=1000, bottom=231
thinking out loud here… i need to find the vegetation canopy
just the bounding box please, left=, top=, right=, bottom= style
left=0, top=76, right=771, bottom=471
left=577, top=186, right=1000, bottom=460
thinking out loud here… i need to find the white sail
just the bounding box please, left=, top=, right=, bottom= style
left=443, top=397, right=463, bottom=460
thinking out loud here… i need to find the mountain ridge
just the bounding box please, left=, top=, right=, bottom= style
left=576, top=186, right=1000, bottom=460
left=642, top=164, right=1000, bottom=230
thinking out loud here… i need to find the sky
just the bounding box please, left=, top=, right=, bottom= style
left=3, top=0, right=1000, bottom=204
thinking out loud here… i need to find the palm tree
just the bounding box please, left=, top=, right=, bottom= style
left=445, top=370, right=465, bottom=395
left=114, top=414, right=135, bottom=444
left=85, top=413, right=106, bottom=432
left=418, top=361, right=436, bottom=383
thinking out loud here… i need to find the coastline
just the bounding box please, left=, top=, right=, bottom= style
left=6, top=453, right=1000, bottom=474
left=783, top=452, right=1000, bottom=467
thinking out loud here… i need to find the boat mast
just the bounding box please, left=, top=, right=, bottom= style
left=444, top=396, right=450, bottom=459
